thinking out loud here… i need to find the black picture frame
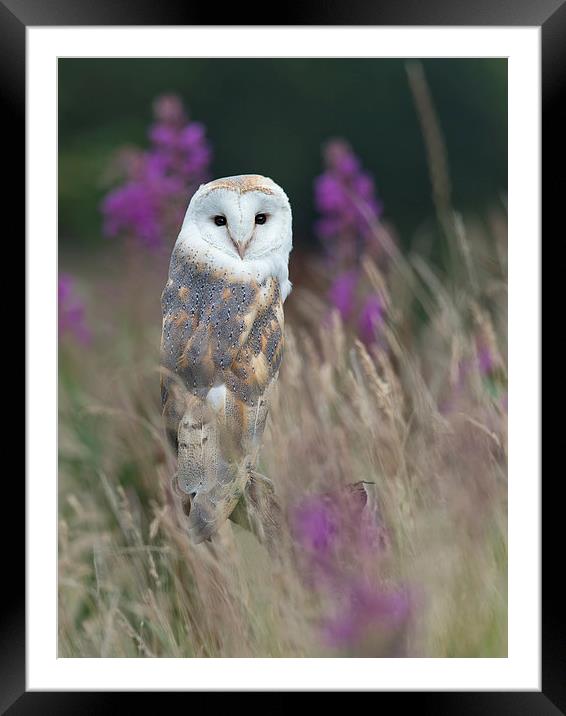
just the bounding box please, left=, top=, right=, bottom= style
left=7, top=0, right=555, bottom=709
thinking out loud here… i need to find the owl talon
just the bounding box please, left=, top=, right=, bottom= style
left=249, top=471, right=275, bottom=492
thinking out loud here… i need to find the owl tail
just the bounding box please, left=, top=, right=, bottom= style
left=173, top=401, right=251, bottom=544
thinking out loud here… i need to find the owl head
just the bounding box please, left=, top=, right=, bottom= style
left=176, top=174, right=293, bottom=297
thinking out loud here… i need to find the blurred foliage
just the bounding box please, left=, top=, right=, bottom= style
left=59, top=58, right=507, bottom=251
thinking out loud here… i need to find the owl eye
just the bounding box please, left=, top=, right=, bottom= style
left=255, top=213, right=267, bottom=225
left=213, top=215, right=227, bottom=226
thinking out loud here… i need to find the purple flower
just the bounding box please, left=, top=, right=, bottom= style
left=322, top=582, right=410, bottom=648
left=358, top=293, right=384, bottom=345
left=314, top=174, right=348, bottom=214
left=292, top=486, right=379, bottom=562
left=326, top=139, right=360, bottom=178
left=292, top=497, right=338, bottom=557
left=58, top=273, right=90, bottom=344
left=102, top=181, right=161, bottom=250
left=314, top=216, right=344, bottom=242
left=314, top=139, right=383, bottom=256
left=149, top=124, right=178, bottom=148
left=329, top=271, right=359, bottom=320
left=179, top=122, right=206, bottom=149
left=315, top=139, right=388, bottom=344
left=101, top=94, right=212, bottom=251
left=152, top=94, right=186, bottom=126
left=291, top=486, right=408, bottom=652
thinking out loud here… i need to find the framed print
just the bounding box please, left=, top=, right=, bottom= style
left=7, top=0, right=557, bottom=708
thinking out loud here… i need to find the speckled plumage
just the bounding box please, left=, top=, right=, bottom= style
left=160, top=175, right=292, bottom=543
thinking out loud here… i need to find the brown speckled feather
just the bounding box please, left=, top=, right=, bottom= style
left=160, top=249, right=284, bottom=542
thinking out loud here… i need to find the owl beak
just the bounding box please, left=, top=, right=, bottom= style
left=228, top=228, right=253, bottom=260
left=235, top=241, right=247, bottom=260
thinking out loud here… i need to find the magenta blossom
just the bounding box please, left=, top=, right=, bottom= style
left=102, top=181, right=161, bottom=250
left=292, top=497, right=339, bottom=558
left=358, top=293, right=384, bottom=345
left=329, top=270, right=359, bottom=320
left=328, top=274, right=385, bottom=345
left=291, top=487, right=407, bottom=652
left=58, top=273, right=90, bottom=344
left=314, top=139, right=383, bottom=261
left=316, top=139, right=387, bottom=344
left=101, top=94, right=212, bottom=251
left=152, top=94, right=185, bottom=125
left=322, top=581, right=410, bottom=648
left=291, top=487, right=379, bottom=564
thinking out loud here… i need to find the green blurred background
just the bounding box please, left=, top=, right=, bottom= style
left=58, top=58, right=507, bottom=252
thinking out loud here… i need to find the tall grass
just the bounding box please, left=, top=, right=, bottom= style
left=58, top=201, right=507, bottom=657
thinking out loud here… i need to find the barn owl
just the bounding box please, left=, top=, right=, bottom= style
left=160, top=175, right=292, bottom=544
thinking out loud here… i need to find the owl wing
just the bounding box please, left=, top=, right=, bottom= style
left=160, top=255, right=284, bottom=542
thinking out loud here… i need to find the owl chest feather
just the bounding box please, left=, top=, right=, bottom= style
left=161, top=258, right=284, bottom=410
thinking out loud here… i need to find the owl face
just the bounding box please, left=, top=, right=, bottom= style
left=177, top=175, right=293, bottom=297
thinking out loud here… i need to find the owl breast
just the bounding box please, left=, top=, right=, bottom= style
left=160, top=251, right=284, bottom=453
